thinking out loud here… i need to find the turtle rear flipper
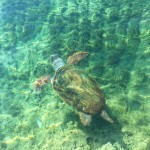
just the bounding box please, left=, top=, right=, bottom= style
left=100, top=110, right=114, bottom=123
left=79, top=112, right=92, bottom=126
left=67, top=52, right=89, bottom=64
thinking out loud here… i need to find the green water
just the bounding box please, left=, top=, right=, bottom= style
left=0, top=0, right=150, bottom=149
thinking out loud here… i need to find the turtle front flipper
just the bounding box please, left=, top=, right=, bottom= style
left=67, top=52, right=89, bottom=64
left=34, top=76, right=50, bottom=91
left=100, top=110, right=114, bottom=123
left=79, top=112, right=92, bottom=126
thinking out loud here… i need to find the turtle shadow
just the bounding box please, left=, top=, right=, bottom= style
left=63, top=111, right=127, bottom=149
left=78, top=115, right=127, bottom=149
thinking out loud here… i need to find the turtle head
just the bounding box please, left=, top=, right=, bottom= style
left=50, top=54, right=65, bottom=71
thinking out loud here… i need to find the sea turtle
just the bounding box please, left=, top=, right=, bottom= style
left=49, top=52, right=113, bottom=126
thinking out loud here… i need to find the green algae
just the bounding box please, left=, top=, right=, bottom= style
left=0, top=0, right=150, bottom=150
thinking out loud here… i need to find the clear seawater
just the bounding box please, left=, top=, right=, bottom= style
left=0, top=0, right=150, bottom=150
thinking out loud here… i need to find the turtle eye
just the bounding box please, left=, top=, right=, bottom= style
left=50, top=54, right=59, bottom=63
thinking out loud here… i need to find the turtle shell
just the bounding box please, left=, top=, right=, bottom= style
left=52, top=65, right=105, bottom=115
